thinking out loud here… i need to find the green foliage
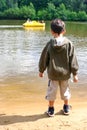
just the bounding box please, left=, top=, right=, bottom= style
left=77, top=11, right=87, bottom=21
left=66, top=11, right=77, bottom=21
left=37, top=9, right=47, bottom=20
left=27, top=0, right=50, bottom=11
left=19, top=3, right=36, bottom=19
left=46, top=3, right=57, bottom=20
left=0, top=0, right=7, bottom=11
left=56, top=3, right=67, bottom=20
left=3, top=7, right=20, bottom=19
left=0, top=0, right=87, bottom=21
left=1, top=3, right=36, bottom=19
left=19, top=5, right=36, bottom=19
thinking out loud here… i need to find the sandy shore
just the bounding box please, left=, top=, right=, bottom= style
left=0, top=80, right=87, bottom=130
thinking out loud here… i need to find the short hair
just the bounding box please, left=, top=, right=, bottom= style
left=51, top=19, right=65, bottom=35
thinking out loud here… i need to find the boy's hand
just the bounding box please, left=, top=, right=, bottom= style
left=73, top=75, right=78, bottom=82
left=39, top=72, right=44, bottom=77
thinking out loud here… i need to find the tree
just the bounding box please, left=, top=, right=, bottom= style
left=19, top=3, right=36, bottom=19
left=37, top=9, right=47, bottom=20
left=0, top=0, right=7, bottom=11
left=72, top=0, right=85, bottom=12
left=66, top=11, right=77, bottom=21
left=46, top=3, right=57, bottom=20
left=17, top=0, right=30, bottom=7
left=13, top=0, right=18, bottom=8
left=0, top=0, right=87, bottom=21
left=28, top=0, right=50, bottom=11
left=56, top=3, right=67, bottom=20
left=3, top=7, right=21, bottom=19
left=77, top=11, right=87, bottom=21
left=49, top=0, right=62, bottom=7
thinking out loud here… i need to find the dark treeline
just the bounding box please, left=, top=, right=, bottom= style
left=0, top=0, right=87, bottom=21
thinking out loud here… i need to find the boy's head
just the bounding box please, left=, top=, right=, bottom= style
left=51, top=19, right=65, bottom=35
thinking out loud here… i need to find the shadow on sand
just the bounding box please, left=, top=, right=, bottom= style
left=0, top=110, right=64, bottom=125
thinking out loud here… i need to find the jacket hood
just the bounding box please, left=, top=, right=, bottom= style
left=55, top=36, right=66, bottom=46
left=51, top=37, right=69, bottom=52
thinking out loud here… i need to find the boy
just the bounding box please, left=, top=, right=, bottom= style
left=39, top=19, right=78, bottom=117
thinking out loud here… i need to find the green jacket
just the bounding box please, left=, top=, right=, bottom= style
left=39, top=37, right=79, bottom=80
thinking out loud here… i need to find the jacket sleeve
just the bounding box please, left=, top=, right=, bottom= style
left=39, top=43, right=50, bottom=73
left=69, top=42, right=79, bottom=75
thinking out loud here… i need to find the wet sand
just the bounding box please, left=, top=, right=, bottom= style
left=0, top=77, right=87, bottom=130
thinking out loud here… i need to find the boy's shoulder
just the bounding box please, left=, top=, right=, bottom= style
left=62, top=37, right=72, bottom=44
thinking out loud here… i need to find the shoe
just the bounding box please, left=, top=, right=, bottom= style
left=63, top=104, right=70, bottom=115
left=46, top=107, right=54, bottom=117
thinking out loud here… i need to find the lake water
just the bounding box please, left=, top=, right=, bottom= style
left=0, top=20, right=87, bottom=90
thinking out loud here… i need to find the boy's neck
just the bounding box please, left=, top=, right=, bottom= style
left=54, top=34, right=63, bottom=38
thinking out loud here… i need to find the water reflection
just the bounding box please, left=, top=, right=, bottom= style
left=23, top=26, right=45, bottom=31
left=66, top=22, right=87, bottom=37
